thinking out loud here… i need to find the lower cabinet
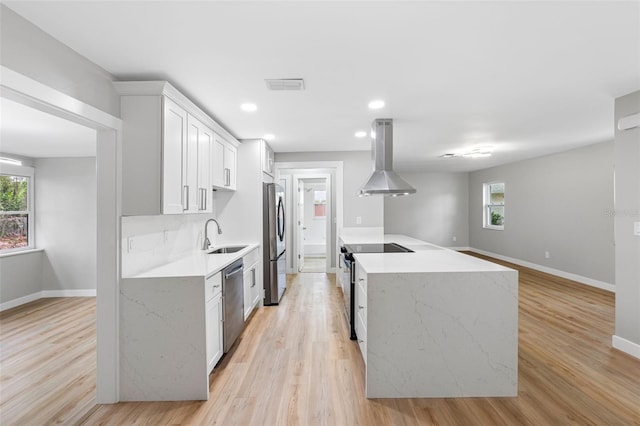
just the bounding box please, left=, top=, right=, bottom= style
left=354, top=261, right=368, bottom=365
left=205, top=272, right=223, bottom=374
left=243, top=248, right=261, bottom=321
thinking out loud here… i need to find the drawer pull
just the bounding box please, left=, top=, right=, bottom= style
left=358, top=305, right=365, bottom=310
left=358, top=339, right=364, bottom=343
left=359, top=278, right=365, bottom=281
left=213, top=284, right=221, bottom=289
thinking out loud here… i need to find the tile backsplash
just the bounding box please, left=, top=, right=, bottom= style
left=121, top=214, right=221, bottom=277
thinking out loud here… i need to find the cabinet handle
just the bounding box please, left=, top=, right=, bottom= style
left=212, top=284, right=221, bottom=289
left=358, top=339, right=364, bottom=343
left=204, top=189, right=207, bottom=210
left=183, top=185, right=189, bottom=210
left=251, top=269, right=256, bottom=287
left=358, top=305, right=365, bottom=310
left=224, top=168, right=230, bottom=186
left=359, top=278, right=365, bottom=282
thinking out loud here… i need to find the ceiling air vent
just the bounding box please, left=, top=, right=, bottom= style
left=265, top=78, right=305, bottom=91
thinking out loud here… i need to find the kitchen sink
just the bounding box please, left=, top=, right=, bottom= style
left=208, top=245, right=247, bottom=254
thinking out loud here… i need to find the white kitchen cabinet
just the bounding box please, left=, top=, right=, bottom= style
left=242, top=247, right=260, bottom=320
left=114, top=81, right=240, bottom=215
left=354, top=261, right=367, bottom=365
left=212, top=134, right=238, bottom=191
left=205, top=272, right=223, bottom=374
left=261, top=140, right=275, bottom=177
left=162, top=97, right=188, bottom=214
left=186, top=115, right=213, bottom=213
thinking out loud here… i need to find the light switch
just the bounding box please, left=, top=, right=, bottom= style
left=634, top=222, right=640, bottom=236
left=356, top=216, right=362, bottom=225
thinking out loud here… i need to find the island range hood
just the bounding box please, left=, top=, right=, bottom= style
left=359, top=119, right=416, bottom=196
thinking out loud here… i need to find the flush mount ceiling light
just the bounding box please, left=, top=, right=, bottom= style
left=0, top=156, right=22, bottom=166
left=355, top=131, right=367, bottom=138
left=240, top=103, right=257, bottom=112
left=368, top=100, right=385, bottom=110
left=263, top=134, right=275, bottom=141
left=462, top=146, right=494, bottom=158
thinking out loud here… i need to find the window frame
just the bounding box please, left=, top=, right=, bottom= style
left=312, top=189, right=327, bottom=219
left=483, top=181, right=505, bottom=231
left=0, top=163, right=35, bottom=253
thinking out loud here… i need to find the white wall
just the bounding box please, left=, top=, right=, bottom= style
left=0, top=5, right=120, bottom=117
left=36, top=157, right=97, bottom=291
left=384, top=172, right=469, bottom=247
left=0, top=251, right=43, bottom=306
left=613, top=90, right=640, bottom=356
left=276, top=151, right=383, bottom=228
left=469, top=141, right=615, bottom=286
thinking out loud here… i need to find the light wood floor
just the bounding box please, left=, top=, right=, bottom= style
left=2, top=254, right=640, bottom=425
left=0, top=297, right=96, bottom=425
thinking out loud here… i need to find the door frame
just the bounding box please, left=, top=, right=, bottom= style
left=1, top=66, right=122, bottom=403
left=275, top=161, right=343, bottom=275
left=294, top=174, right=332, bottom=273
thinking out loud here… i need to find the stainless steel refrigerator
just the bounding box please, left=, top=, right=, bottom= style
left=263, top=183, right=286, bottom=305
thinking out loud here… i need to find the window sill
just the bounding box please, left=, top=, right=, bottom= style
left=483, top=225, right=504, bottom=231
left=0, top=248, right=44, bottom=258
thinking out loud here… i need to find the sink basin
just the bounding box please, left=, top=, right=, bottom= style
left=208, top=245, right=247, bottom=254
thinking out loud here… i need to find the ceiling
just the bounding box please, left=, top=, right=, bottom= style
left=0, top=97, right=96, bottom=158
left=4, top=1, right=639, bottom=172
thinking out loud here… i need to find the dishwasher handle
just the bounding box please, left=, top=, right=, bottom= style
left=225, top=265, right=244, bottom=279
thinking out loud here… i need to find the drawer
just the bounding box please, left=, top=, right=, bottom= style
left=205, top=272, right=222, bottom=302
left=356, top=311, right=367, bottom=365
left=243, top=247, right=260, bottom=269
left=355, top=265, right=367, bottom=293
left=356, top=281, right=367, bottom=324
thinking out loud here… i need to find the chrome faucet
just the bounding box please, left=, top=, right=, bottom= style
left=203, top=218, right=222, bottom=250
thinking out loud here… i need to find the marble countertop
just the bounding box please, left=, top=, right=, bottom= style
left=128, top=243, right=260, bottom=279
left=350, top=233, right=513, bottom=274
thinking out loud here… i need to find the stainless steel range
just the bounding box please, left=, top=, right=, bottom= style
left=339, top=243, right=414, bottom=340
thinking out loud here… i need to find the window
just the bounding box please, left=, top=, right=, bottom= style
left=0, top=163, right=34, bottom=252
left=484, top=182, right=504, bottom=230
left=313, top=190, right=326, bottom=218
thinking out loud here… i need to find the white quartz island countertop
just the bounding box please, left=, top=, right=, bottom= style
left=343, top=232, right=519, bottom=399
left=353, top=234, right=511, bottom=273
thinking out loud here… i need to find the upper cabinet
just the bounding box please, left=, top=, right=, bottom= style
left=115, top=81, right=239, bottom=215
left=212, top=135, right=237, bottom=191
left=261, top=140, right=275, bottom=177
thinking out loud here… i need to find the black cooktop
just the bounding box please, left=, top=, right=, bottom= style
left=343, top=243, right=414, bottom=254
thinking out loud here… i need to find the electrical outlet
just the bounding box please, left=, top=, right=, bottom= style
left=356, top=216, right=362, bottom=225
left=544, top=251, right=550, bottom=259
left=452, top=236, right=457, bottom=242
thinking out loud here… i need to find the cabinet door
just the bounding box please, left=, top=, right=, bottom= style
left=251, top=265, right=261, bottom=309
left=197, top=124, right=213, bottom=213
left=162, top=97, right=187, bottom=214
left=206, top=294, right=223, bottom=374
left=224, top=143, right=237, bottom=190
left=185, top=115, right=200, bottom=213
left=212, top=135, right=226, bottom=188
left=261, top=141, right=274, bottom=176
left=243, top=268, right=253, bottom=321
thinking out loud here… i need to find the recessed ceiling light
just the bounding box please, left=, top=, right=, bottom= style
left=368, top=100, right=385, bottom=110
left=240, top=103, right=257, bottom=112
left=439, top=153, right=457, bottom=158
left=263, top=134, right=275, bottom=141
left=462, top=146, right=494, bottom=158
left=355, top=131, right=367, bottom=138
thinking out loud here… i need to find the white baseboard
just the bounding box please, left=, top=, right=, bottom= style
left=0, top=292, right=42, bottom=312
left=468, top=248, right=615, bottom=293
left=0, top=289, right=97, bottom=312
left=612, top=335, right=640, bottom=359
left=41, top=289, right=97, bottom=298
left=450, top=246, right=471, bottom=251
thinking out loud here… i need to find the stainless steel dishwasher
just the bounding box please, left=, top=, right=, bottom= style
left=222, top=258, right=244, bottom=353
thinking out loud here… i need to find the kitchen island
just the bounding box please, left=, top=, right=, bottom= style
left=342, top=233, right=518, bottom=398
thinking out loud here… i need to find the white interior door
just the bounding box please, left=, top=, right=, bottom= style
left=297, top=180, right=305, bottom=272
